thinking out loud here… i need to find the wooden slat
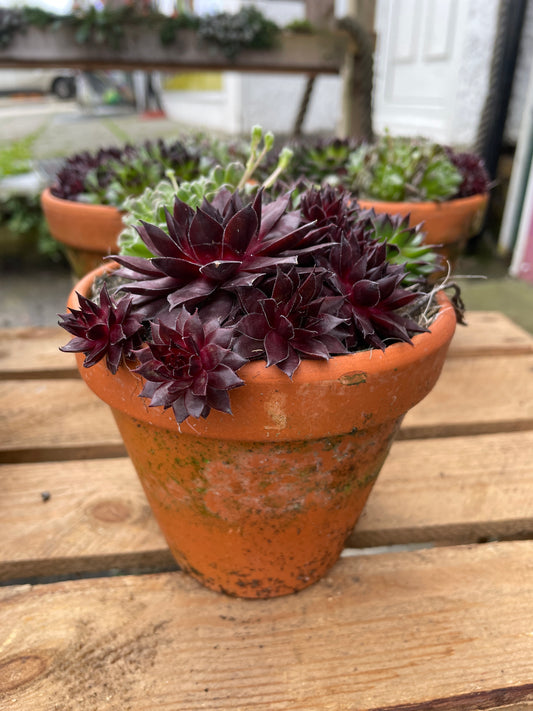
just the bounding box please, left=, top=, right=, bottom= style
left=0, top=458, right=173, bottom=582
left=349, top=430, right=533, bottom=547
left=0, top=327, right=78, bottom=380
left=1, top=312, right=531, bottom=380
left=2, top=352, right=533, bottom=462
left=2, top=431, right=531, bottom=582
left=0, top=541, right=532, bottom=710
left=402, top=354, right=533, bottom=438
left=0, top=380, right=124, bottom=463
left=449, top=311, right=533, bottom=357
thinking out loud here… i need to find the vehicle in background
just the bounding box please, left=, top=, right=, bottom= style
left=0, top=69, right=77, bottom=99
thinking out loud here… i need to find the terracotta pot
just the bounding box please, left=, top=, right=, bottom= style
left=358, top=193, right=489, bottom=276
left=68, top=265, right=456, bottom=598
left=41, top=188, right=124, bottom=279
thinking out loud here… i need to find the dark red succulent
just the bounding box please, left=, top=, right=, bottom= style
left=52, top=147, right=123, bottom=201
left=325, top=229, right=427, bottom=350
left=134, top=309, right=246, bottom=422
left=112, top=187, right=328, bottom=315
left=233, top=267, right=347, bottom=377
left=59, top=284, right=143, bottom=373
left=51, top=139, right=203, bottom=204
left=444, top=148, right=490, bottom=198
left=58, top=178, right=443, bottom=424
left=298, top=185, right=360, bottom=232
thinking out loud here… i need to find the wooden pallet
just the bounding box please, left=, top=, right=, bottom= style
left=1, top=311, right=532, bottom=710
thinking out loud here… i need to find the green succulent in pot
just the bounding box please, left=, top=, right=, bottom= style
left=345, top=133, right=489, bottom=203
left=308, top=133, right=492, bottom=278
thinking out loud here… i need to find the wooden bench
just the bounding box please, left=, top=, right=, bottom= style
left=1, top=311, right=533, bottom=709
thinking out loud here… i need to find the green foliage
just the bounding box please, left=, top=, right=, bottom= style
left=0, top=194, right=64, bottom=264
left=369, top=212, right=441, bottom=284
left=288, top=138, right=360, bottom=186
left=347, top=134, right=463, bottom=202
left=0, top=127, right=44, bottom=179
left=118, top=126, right=294, bottom=258
left=0, top=4, right=281, bottom=58
left=82, top=146, right=198, bottom=206
left=158, top=12, right=199, bottom=46
left=284, top=19, right=314, bottom=33
left=197, top=6, right=280, bottom=60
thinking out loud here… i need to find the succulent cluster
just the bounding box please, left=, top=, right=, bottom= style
left=196, top=5, right=280, bottom=60
left=59, top=127, right=483, bottom=424
left=345, top=134, right=490, bottom=202
left=0, top=4, right=280, bottom=57
left=444, top=148, right=491, bottom=199
left=51, top=139, right=205, bottom=206
left=60, top=178, right=435, bottom=424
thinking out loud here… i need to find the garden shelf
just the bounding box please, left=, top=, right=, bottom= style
left=0, top=26, right=350, bottom=74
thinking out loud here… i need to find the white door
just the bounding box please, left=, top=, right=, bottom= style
left=373, top=0, right=475, bottom=143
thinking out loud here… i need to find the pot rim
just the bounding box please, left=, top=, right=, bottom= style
left=41, top=188, right=125, bottom=252
left=67, top=263, right=457, bottom=441
left=41, top=187, right=123, bottom=216
left=357, top=192, right=489, bottom=212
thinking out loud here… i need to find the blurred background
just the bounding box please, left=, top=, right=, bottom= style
left=1, top=0, right=532, bottom=332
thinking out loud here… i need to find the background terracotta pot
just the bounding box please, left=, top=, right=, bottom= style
left=41, top=188, right=124, bottom=279
left=68, top=265, right=457, bottom=598
left=358, top=193, right=489, bottom=276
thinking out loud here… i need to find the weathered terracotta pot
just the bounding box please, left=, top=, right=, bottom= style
left=68, top=265, right=456, bottom=598
left=358, top=193, right=489, bottom=276
left=41, top=188, right=123, bottom=279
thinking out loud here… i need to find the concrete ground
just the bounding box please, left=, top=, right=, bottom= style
left=1, top=95, right=532, bottom=335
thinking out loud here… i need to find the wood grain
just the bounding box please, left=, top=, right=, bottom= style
left=0, top=379, right=124, bottom=463
left=449, top=311, right=533, bottom=357
left=0, top=326, right=78, bottom=380
left=401, top=354, right=533, bottom=438
left=0, top=541, right=532, bottom=710
left=350, top=430, right=533, bottom=547
left=2, top=431, right=531, bottom=582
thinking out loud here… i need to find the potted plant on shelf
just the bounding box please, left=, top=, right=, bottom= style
left=41, top=137, right=207, bottom=278
left=59, top=128, right=459, bottom=599
left=343, top=133, right=490, bottom=273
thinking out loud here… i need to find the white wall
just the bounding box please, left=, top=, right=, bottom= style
left=238, top=0, right=342, bottom=135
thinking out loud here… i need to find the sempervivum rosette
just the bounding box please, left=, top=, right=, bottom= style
left=59, top=178, right=443, bottom=425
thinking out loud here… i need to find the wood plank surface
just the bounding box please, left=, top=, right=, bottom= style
left=0, top=379, right=124, bottom=463
left=449, top=311, right=533, bottom=357
left=2, top=312, right=531, bottom=380
left=2, top=431, right=531, bottom=582
left=351, top=430, right=533, bottom=547
left=0, top=326, right=77, bottom=380
left=2, top=352, right=533, bottom=462
left=0, top=541, right=532, bottom=711
left=401, top=354, right=533, bottom=438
